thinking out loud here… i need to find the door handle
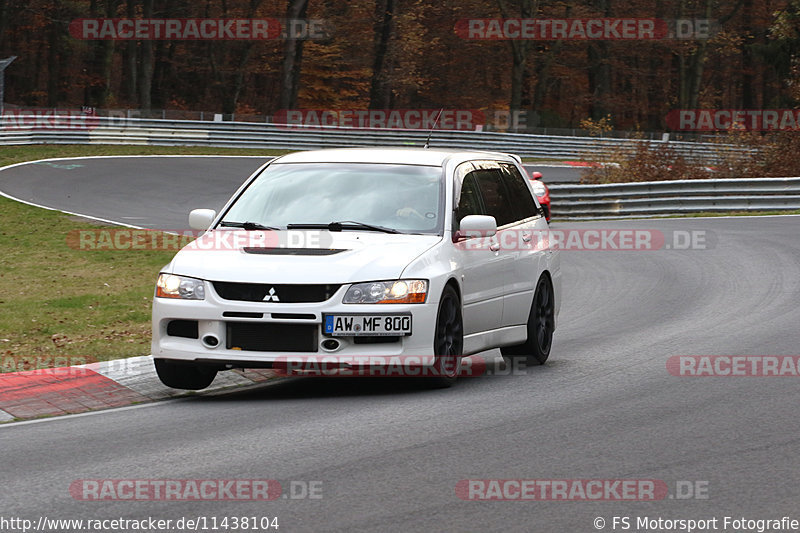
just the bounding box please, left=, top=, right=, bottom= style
left=489, top=242, right=501, bottom=252
left=521, top=232, right=532, bottom=242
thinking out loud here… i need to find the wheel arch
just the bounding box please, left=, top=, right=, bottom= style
left=443, top=277, right=462, bottom=304
left=539, top=269, right=557, bottom=331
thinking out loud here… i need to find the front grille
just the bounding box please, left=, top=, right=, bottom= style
left=226, top=322, right=317, bottom=352
left=213, top=282, right=340, bottom=303
left=167, top=320, right=198, bottom=339
left=222, top=311, right=264, bottom=318
left=271, top=313, right=316, bottom=320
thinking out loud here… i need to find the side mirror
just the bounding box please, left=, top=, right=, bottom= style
left=454, top=214, right=497, bottom=241
left=189, top=209, right=216, bottom=231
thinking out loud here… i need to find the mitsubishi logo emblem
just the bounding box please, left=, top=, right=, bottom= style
left=263, top=287, right=280, bottom=302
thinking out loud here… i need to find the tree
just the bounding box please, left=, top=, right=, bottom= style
left=369, top=0, right=394, bottom=109
left=498, top=0, right=538, bottom=110
left=279, top=0, right=308, bottom=109
left=137, top=0, right=154, bottom=111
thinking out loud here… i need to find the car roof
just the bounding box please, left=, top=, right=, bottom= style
left=271, top=147, right=519, bottom=167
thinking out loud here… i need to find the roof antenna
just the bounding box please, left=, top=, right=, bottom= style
left=423, top=108, right=444, bottom=149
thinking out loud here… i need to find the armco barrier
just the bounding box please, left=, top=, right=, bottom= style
left=0, top=115, right=746, bottom=163
left=4, top=114, right=781, bottom=220
left=549, top=177, right=800, bottom=218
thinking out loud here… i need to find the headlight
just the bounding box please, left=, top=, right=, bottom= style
left=156, top=274, right=206, bottom=300
left=343, top=280, right=428, bottom=304
left=530, top=180, right=547, bottom=196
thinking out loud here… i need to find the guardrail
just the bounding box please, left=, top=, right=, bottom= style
left=548, top=177, right=800, bottom=219
left=0, top=115, right=745, bottom=163
left=5, top=115, right=781, bottom=220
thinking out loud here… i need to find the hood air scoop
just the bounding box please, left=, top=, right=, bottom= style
left=242, top=247, right=347, bottom=256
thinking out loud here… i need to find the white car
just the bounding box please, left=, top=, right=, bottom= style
left=151, top=148, right=561, bottom=389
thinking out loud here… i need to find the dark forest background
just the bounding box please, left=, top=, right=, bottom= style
left=0, top=0, right=798, bottom=131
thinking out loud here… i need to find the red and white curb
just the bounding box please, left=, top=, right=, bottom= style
left=0, top=356, right=277, bottom=422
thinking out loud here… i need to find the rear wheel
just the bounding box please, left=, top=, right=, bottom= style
left=428, top=285, right=463, bottom=388
left=501, top=274, right=555, bottom=366
left=154, top=359, right=217, bottom=390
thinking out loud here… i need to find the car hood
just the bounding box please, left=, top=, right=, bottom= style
left=166, top=230, right=443, bottom=284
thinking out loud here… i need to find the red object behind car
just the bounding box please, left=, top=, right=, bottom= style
left=529, top=171, right=551, bottom=221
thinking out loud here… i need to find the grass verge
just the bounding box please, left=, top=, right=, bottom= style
left=0, top=144, right=289, bottom=372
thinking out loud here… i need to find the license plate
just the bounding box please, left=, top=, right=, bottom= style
left=323, top=314, right=412, bottom=336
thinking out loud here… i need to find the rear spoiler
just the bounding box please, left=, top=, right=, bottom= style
left=507, top=153, right=523, bottom=166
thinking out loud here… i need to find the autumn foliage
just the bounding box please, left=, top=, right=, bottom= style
left=0, top=0, right=798, bottom=136
left=580, top=131, right=800, bottom=183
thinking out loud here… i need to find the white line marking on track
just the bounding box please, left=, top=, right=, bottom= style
left=0, top=155, right=274, bottom=228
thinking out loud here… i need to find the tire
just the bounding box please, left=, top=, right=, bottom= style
left=501, top=274, right=555, bottom=366
left=427, top=284, right=464, bottom=388
left=154, top=358, right=218, bottom=390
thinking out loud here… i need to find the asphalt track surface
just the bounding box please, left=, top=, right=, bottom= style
left=0, top=157, right=579, bottom=231
left=2, top=157, right=800, bottom=532
left=523, top=163, right=584, bottom=183
left=0, top=156, right=274, bottom=229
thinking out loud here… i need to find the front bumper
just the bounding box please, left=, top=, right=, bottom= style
left=151, top=283, right=439, bottom=367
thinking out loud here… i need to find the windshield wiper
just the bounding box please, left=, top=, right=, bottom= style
left=286, top=221, right=400, bottom=234
left=218, top=221, right=279, bottom=231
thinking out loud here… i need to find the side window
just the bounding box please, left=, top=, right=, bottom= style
left=472, top=168, right=515, bottom=227
left=454, top=172, right=483, bottom=230
left=500, top=163, right=541, bottom=221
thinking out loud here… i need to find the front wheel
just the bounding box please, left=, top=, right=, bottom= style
left=428, top=285, right=463, bottom=388
left=501, top=274, right=555, bottom=366
left=154, top=358, right=218, bottom=390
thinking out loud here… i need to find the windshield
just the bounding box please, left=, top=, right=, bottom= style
left=220, top=162, right=443, bottom=234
